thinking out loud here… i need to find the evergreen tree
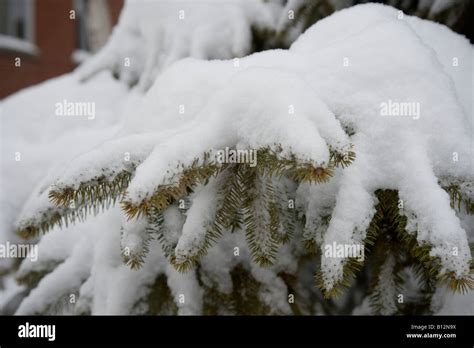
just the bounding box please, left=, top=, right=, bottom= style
left=1, top=0, right=472, bottom=315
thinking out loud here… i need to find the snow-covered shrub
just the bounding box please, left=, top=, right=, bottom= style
left=1, top=2, right=472, bottom=315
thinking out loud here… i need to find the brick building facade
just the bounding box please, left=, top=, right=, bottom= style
left=0, top=0, right=123, bottom=99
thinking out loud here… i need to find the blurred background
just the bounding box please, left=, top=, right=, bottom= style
left=0, top=0, right=123, bottom=98
left=0, top=0, right=472, bottom=99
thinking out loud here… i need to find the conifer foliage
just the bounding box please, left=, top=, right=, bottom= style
left=1, top=1, right=473, bottom=315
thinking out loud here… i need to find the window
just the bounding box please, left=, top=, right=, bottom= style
left=0, top=0, right=35, bottom=42
left=0, top=0, right=37, bottom=55
left=74, top=0, right=89, bottom=51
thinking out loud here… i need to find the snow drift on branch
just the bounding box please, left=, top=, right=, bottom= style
left=1, top=3, right=472, bottom=314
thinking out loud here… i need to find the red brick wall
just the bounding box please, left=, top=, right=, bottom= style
left=0, top=0, right=124, bottom=99
left=109, top=0, right=124, bottom=25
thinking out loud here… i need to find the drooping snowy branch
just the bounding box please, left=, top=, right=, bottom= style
left=76, top=0, right=283, bottom=91
left=3, top=3, right=473, bottom=315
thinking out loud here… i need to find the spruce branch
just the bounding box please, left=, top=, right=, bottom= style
left=146, top=206, right=176, bottom=260
left=316, top=190, right=398, bottom=298
left=443, top=182, right=474, bottom=215
left=122, top=154, right=223, bottom=219
left=17, top=170, right=134, bottom=239
left=397, top=222, right=474, bottom=294
left=329, top=145, right=356, bottom=169
left=121, top=221, right=155, bottom=270
left=172, top=177, right=225, bottom=273
left=16, top=206, right=73, bottom=239
left=242, top=167, right=279, bottom=266
left=369, top=246, right=404, bottom=315
left=271, top=179, right=297, bottom=244
left=213, top=164, right=247, bottom=234
left=274, top=0, right=335, bottom=47
left=303, top=214, right=331, bottom=254
left=49, top=170, right=133, bottom=209
left=380, top=189, right=474, bottom=294
left=256, top=146, right=354, bottom=183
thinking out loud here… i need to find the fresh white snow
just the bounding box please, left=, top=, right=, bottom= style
left=0, top=2, right=472, bottom=315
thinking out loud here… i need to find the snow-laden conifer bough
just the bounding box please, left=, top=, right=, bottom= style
left=1, top=2, right=473, bottom=315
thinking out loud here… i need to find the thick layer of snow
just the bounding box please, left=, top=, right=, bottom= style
left=125, top=66, right=351, bottom=202
left=77, top=0, right=283, bottom=91
left=1, top=3, right=472, bottom=314
left=117, top=3, right=473, bottom=289
left=175, top=178, right=219, bottom=264
left=0, top=71, right=130, bottom=272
